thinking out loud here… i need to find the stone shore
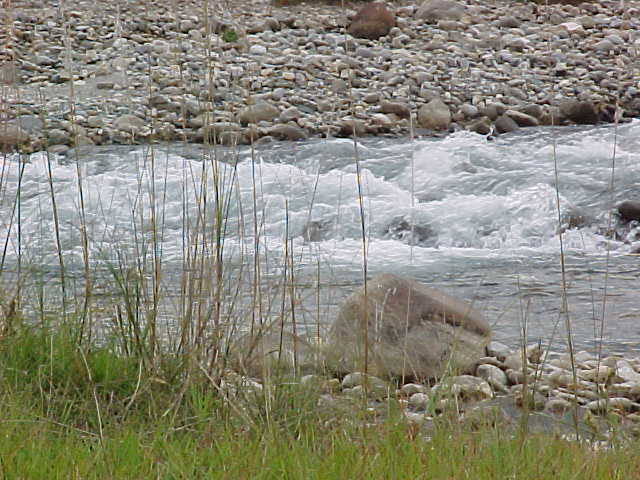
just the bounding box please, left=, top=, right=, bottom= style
left=224, top=341, right=640, bottom=442
left=1, top=0, right=639, bottom=153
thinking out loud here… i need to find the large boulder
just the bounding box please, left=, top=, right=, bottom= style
left=417, top=97, right=451, bottom=130
left=348, top=2, right=395, bottom=40
left=416, top=0, right=465, bottom=22
left=325, top=274, right=491, bottom=380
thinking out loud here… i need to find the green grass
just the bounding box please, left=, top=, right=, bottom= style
left=0, top=326, right=638, bottom=479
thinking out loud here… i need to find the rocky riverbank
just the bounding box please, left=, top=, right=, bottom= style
left=1, top=0, right=639, bottom=153
left=221, top=340, right=640, bottom=442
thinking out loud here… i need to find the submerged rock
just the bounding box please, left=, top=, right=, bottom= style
left=382, top=216, right=436, bottom=246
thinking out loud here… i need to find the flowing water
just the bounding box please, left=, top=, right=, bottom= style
left=2, top=121, right=639, bottom=353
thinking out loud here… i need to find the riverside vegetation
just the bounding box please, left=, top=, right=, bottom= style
left=2, top=0, right=640, bottom=478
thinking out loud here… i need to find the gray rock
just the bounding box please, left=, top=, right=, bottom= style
left=467, top=117, right=492, bottom=135
left=459, top=103, right=479, bottom=119
left=278, top=106, right=302, bottom=123
left=237, top=101, right=280, bottom=125
left=324, top=273, right=491, bottom=380
left=494, top=114, right=519, bottom=133
left=417, top=97, right=451, bottom=130
left=505, top=110, right=539, bottom=127
left=249, top=44, right=267, bottom=55
left=113, top=114, right=145, bottom=132
left=436, top=375, right=493, bottom=402
left=519, top=104, right=544, bottom=120
left=476, top=364, right=509, bottom=392
left=341, top=372, right=387, bottom=391
left=401, top=383, right=428, bottom=396
left=486, top=341, right=511, bottom=361
left=416, top=0, right=465, bottom=23
left=380, top=101, right=411, bottom=119
left=47, top=128, right=71, bottom=145
left=408, top=392, right=430, bottom=410
left=497, top=16, right=520, bottom=28
left=480, top=102, right=507, bottom=121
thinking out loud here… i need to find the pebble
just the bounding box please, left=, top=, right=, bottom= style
left=3, top=0, right=639, bottom=153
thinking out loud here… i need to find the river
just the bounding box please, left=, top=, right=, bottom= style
left=1, top=121, right=639, bottom=354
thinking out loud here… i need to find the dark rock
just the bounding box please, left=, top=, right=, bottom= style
left=467, top=117, right=492, bottom=135
left=382, top=216, right=436, bottom=246
left=559, top=100, right=599, bottom=125
left=505, top=110, right=539, bottom=127
left=617, top=201, right=640, bottom=223
left=480, top=102, right=507, bottom=121
left=348, top=2, right=395, bottom=40
left=325, top=273, right=491, bottom=380
left=494, top=114, right=519, bottom=133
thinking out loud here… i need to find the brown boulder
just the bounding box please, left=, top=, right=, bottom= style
left=417, top=97, right=451, bottom=130
left=559, top=100, right=599, bottom=125
left=324, top=274, right=491, bottom=380
left=348, top=3, right=395, bottom=40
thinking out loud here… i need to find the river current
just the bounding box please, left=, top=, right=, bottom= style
left=2, top=121, right=639, bottom=353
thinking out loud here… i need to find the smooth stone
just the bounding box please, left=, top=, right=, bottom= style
left=237, top=101, right=280, bottom=125
left=417, top=97, right=451, bottom=130
left=476, top=364, right=509, bottom=393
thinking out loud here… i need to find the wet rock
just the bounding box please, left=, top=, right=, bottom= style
left=416, top=0, right=465, bottom=22
left=325, top=273, right=491, bottom=380
left=417, top=97, right=451, bottom=130
left=467, top=117, right=492, bottom=135
left=267, top=124, right=308, bottom=141
left=617, top=201, right=640, bottom=223
left=380, top=100, right=411, bottom=119
left=494, top=114, right=519, bottom=134
left=382, top=216, right=435, bottom=246
left=348, top=2, right=395, bottom=40
left=480, top=103, right=507, bottom=121
left=505, top=110, right=539, bottom=127
left=559, top=100, right=599, bottom=125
